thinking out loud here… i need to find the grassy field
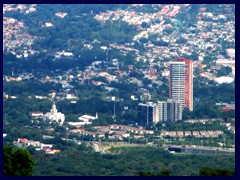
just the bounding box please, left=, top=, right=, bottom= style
left=99, top=142, right=154, bottom=154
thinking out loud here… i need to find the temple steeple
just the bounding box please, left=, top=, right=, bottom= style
left=51, top=101, right=57, bottom=113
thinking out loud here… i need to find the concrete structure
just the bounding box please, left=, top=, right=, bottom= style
left=137, top=102, right=157, bottom=125
left=78, top=114, right=98, bottom=122
left=225, top=48, right=235, bottom=58
left=68, top=121, right=92, bottom=126
left=157, top=99, right=182, bottom=123
left=222, top=104, right=235, bottom=112
left=30, top=112, right=44, bottom=118
left=109, top=124, right=154, bottom=134
left=68, top=113, right=98, bottom=126
left=214, top=76, right=234, bottom=84
left=14, top=138, right=41, bottom=147
left=169, top=58, right=193, bottom=111
left=216, top=59, right=235, bottom=65
left=43, top=101, right=65, bottom=126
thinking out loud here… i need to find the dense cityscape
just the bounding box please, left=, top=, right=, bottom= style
left=3, top=4, right=235, bottom=176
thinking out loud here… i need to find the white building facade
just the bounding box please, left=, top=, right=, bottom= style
left=169, top=58, right=193, bottom=111
left=43, top=102, right=65, bottom=126
left=157, top=99, right=182, bottom=123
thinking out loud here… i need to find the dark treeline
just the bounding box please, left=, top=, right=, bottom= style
left=31, top=146, right=234, bottom=176
left=4, top=144, right=234, bottom=176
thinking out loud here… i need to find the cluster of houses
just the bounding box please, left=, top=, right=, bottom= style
left=70, top=124, right=225, bottom=140
left=4, top=4, right=235, bottom=72
left=94, top=4, right=235, bottom=85
left=94, top=4, right=234, bottom=65
left=70, top=124, right=154, bottom=140
left=3, top=16, right=39, bottom=58
left=55, top=12, right=68, bottom=18
left=3, top=4, right=37, bottom=14
left=3, top=6, right=39, bottom=58
left=161, top=130, right=224, bottom=138
left=3, top=4, right=235, bottom=94
left=220, top=122, right=235, bottom=134
left=95, top=4, right=182, bottom=25
left=13, top=138, right=60, bottom=154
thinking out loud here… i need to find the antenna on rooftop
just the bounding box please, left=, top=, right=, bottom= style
left=114, top=102, right=116, bottom=120
left=106, top=48, right=109, bottom=61
left=112, top=96, right=116, bottom=121
left=51, top=92, right=56, bottom=104
left=117, top=63, right=119, bottom=70
left=11, top=67, right=14, bottom=76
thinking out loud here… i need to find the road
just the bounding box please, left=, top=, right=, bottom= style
left=92, top=142, right=100, bottom=152
left=166, top=144, right=235, bottom=155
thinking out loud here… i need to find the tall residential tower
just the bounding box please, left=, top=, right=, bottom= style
left=169, top=58, right=193, bottom=111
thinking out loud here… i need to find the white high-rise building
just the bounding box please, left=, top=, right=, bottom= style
left=169, top=58, right=193, bottom=111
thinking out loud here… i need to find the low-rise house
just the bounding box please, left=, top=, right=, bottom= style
left=35, top=95, right=47, bottom=99
left=192, top=131, right=200, bottom=136
left=200, top=131, right=210, bottom=138
left=65, top=94, right=77, bottom=99
left=184, top=131, right=192, bottom=136
left=14, top=138, right=41, bottom=148
left=161, top=130, right=169, bottom=136
left=70, top=129, right=97, bottom=138
left=44, top=148, right=61, bottom=154
left=207, top=130, right=215, bottom=136
left=11, top=76, right=22, bottom=81
left=16, top=138, right=28, bottom=146
left=229, top=126, right=235, bottom=134
left=215, top=130, right=224, bottom=135
left=41, top=143, right=53, bottom=150
left=114, top=130, right=130, bottom=138
left=42, top=135, right=54, bottom=139
left=30, top=112, right=44, bottom=118
left=134, top=135, right=144, bottom=139
left=168, top=131, right=176, bottom=137
left=27, top=140, right=41, bottom=147
left=176, top=131, right=184, bottom=137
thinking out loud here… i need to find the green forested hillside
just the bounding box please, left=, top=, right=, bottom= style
left=32, top=146, right=234, bottom=176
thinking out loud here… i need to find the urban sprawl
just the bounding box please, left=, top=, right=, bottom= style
left=3, top=4, right=235, bottom=155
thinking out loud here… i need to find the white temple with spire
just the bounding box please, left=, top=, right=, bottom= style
left=43, top=95, right=65, bottom=126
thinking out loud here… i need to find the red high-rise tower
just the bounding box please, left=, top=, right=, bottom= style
left=169, top=58, right=193, bottom=111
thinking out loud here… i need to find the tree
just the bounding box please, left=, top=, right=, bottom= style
left=199, top=167, right=235, bottom=176
left=216, top=66, right=232, bottom=77
left=139, top=169, right=172, bottom=176
left=176, top=38, right=187, bottom=44
left=222, top=111, right=235, bottom=122
left=4, top=146, right=35, bottom=176
left=141, top=22, right=150, bottom=28
left=139, top=38, right=148, bottom=44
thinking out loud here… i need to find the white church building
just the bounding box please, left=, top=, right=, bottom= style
left=43, top=101, right=65, bottom=126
